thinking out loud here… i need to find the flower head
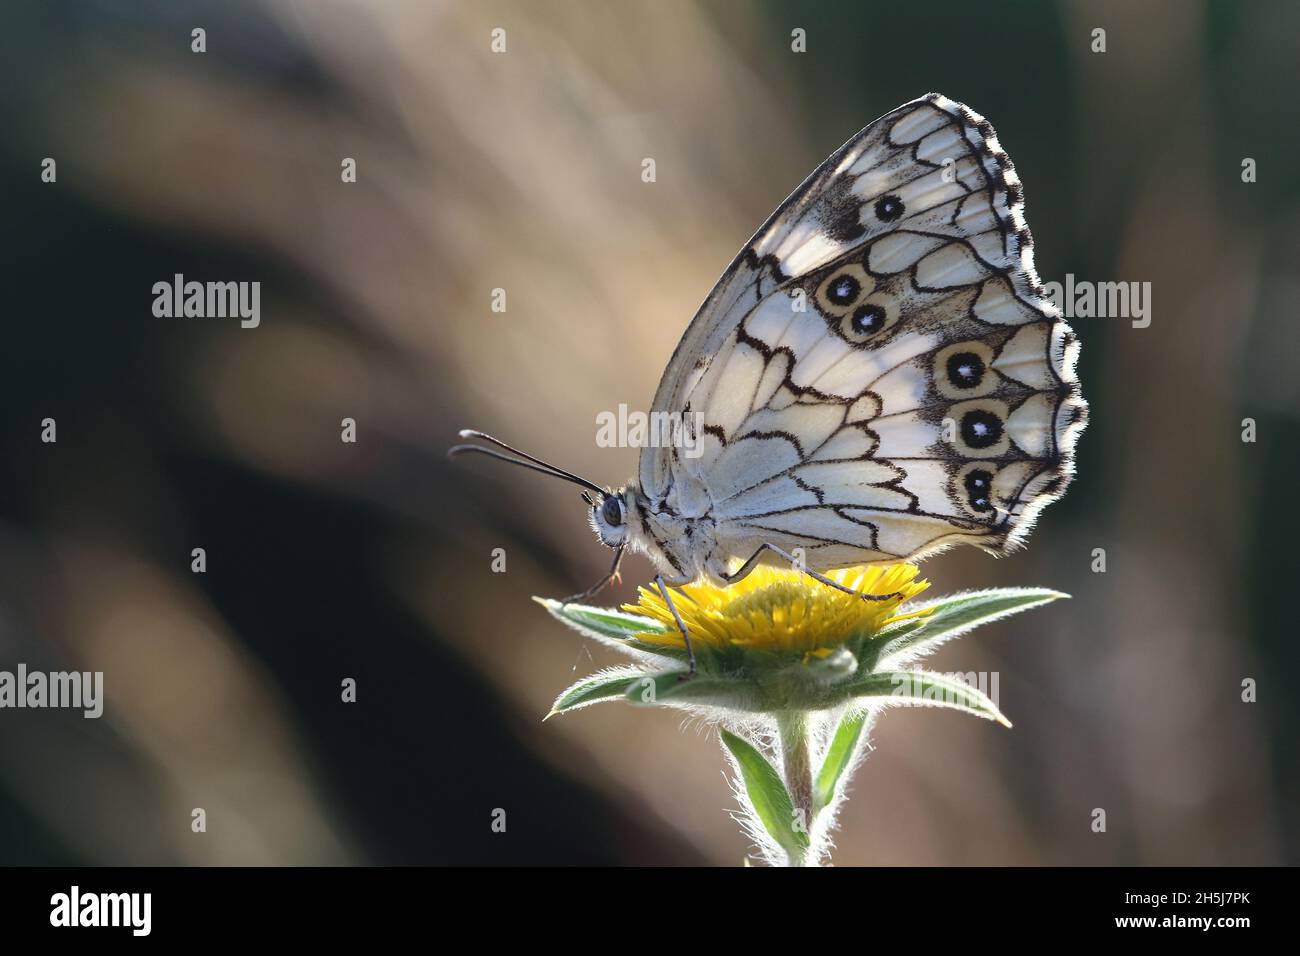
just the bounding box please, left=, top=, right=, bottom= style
left=627, top=564, right=930, bottom=661
left=538, top=567, right=1066, bottom=866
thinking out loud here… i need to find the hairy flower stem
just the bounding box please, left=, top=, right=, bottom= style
left=777, top=711, right=814, bottom=866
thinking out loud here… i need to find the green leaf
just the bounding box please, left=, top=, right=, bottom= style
left=874, top=588, right=1067, bottom=669
left=533, top=597, right=685, bottom=659
left=546, top=667, right=648, bottom=718
left=847, top=670, right=1011, bottom=727
left=813, top=711, right=869, bottom=811
left=720, top=728, right=810, bottom=855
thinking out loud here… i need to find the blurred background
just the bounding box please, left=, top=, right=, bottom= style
left=1, top=0, right=1297, bottom=865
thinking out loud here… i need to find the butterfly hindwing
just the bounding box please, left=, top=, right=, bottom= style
left=639, top=93, right=1086, bottom=571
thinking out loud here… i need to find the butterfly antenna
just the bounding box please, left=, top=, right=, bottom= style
left=449, top=429, right=609, bottom=499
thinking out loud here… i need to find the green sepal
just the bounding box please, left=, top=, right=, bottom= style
left=533, top=597, right=686, bottom=660
left=622, top=672, right=760, bottom=711
left=547, top=667, right=648, bottom=718
left=845, top=670, right=1011, bottom=726
left=874, top=588, right=1067, bottom=670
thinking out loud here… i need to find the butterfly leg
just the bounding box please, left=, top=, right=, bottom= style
left=654, top=574, right=698, bottom=676
left=559, top=547, right=625, bottom=605
left=719, top=544, right=904, bottom=602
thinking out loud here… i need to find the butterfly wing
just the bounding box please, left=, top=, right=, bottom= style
left=638, top=93, right=1086, bottom=570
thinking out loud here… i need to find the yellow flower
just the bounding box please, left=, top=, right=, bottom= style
left=545, top=565, right=1067, bottom=868
left=625, top=563, right=930, bottom=659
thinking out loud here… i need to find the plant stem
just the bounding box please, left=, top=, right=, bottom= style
left=776, top=711, right=814, bottom=866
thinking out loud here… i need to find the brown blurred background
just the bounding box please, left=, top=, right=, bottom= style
left=1, top=0, right=1297, bottom=865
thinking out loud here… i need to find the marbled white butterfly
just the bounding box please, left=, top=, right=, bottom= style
left=453, top=93, right=1087, bottom=670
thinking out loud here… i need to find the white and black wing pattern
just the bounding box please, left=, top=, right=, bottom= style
left=638, top=93, right=1087, bottom=569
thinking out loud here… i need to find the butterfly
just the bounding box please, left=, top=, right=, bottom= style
left=452, top=93, right=1087, bottom=672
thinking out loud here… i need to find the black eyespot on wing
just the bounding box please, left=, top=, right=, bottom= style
left=851, top=304, right=887, bottom=336
left=945, top=351, right=986, bottom=389
left=963, top=468, right=995, bottom=513
left=960, top=409, right=1003, bottom=449
left=826, top=273, right=861, bottom=306
left=874, top=195, right=905, bottom=222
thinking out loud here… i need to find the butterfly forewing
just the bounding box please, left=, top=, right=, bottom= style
left=638, top=93, right=1086, bottom=572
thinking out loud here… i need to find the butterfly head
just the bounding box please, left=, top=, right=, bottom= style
left=585, top=488, right=629, bottom=548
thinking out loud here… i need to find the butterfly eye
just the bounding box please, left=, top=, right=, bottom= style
left=601, top=496, right=624, bottom=527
